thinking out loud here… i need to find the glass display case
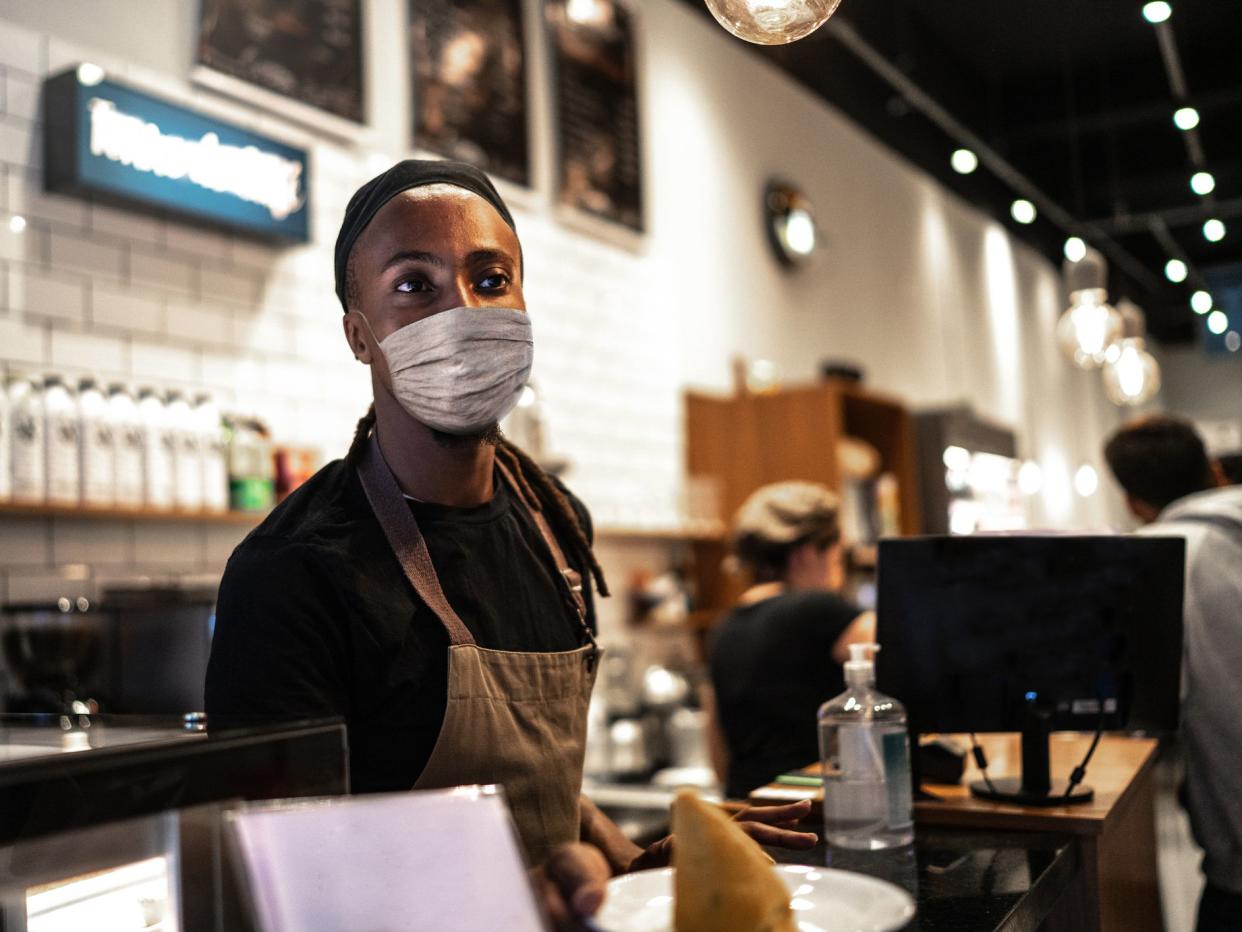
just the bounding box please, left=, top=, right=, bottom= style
left=0, top=715, right=347, bottom=846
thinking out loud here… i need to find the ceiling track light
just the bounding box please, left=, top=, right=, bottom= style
left=823, top=18, right=1162, bottom=294
left=1142, top=1, right=1172, bottom=24
left=950, top=148, right=978, bottom=174
left=1173, top=106, right=1200, bottom=131
left=1204, top=218, right=1226, bottom=243
left=1010, top=199, right=1036, bottom=224
left=1190, top=172, right=1216, bottom=196
left=1164, top=258, right=1188, bottom=283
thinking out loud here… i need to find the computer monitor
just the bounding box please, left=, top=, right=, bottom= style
left=876, top=535, right=1184, bottom=806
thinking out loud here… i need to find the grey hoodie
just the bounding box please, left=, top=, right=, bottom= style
left=1143, top=485, right=1242, bottom=893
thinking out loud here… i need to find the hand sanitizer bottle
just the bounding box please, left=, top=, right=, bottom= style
left=818, top=644, right=914, bottom=849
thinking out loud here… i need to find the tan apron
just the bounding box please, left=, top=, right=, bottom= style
left=357, top=434, right=599, bottom=864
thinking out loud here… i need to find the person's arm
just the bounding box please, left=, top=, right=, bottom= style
left=699, top=682, right=730, bottom=785
left=543, top=796, right=817, bottom=928
left=830, top=609, right=876, bottom=665
left=205, top=538, right=351, bottom=722
left=579, top=795, right=644, bottom=873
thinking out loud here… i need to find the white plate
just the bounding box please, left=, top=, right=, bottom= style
left=594, top=864, right=915, bottom=932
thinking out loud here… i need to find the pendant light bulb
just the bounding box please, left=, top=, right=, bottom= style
left=1056, top=288, right=1124, bottom=370
left=1102, top=338, right=1161, bottom=406
left=703, top=0, right=843, bottom=45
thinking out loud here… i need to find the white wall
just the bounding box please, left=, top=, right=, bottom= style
left=0, top=0, right=1127, bottom=619
left=1158, top=345, right=1242, bottom=424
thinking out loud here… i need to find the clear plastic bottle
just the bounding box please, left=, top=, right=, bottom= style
left=78, top=377, right=115, bottom=508
left=44, top=375, right=80, bottom=506
left=818, top=644, right=914, bottom=849
left=108, top=384, right=144, bottom=508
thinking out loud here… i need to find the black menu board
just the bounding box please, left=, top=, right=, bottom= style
left=410, top=0, right=530, bottom=186
left=196, top=0, right=365, bottom=124
left=547, top=0, right=643, bottom=232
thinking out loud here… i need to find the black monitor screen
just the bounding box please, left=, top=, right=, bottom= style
left=875, top=535, right=1185, bottom=736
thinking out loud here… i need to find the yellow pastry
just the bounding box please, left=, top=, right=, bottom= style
left=672, top=791, right=795, bottom=932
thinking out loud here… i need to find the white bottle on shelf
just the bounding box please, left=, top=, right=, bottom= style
left=77, top=377, right=115, bottom=508
left=0, top=378, right=11, bottom=502
left=194, top=394, right=229, bottom=513
left=43, top=375, right=80, bottom=506
left=108, top=383, right=144, bottom=508
left=167, top=390, right=203, bottom=512
left=9, top=376, right=46, bottom=503
left=136, top=387, right=174, bottom=510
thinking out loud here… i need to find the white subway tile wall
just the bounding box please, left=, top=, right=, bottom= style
left=0, top=17, right=683, bottom=616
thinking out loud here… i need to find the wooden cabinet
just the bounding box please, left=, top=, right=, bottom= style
left=683, top=379, right=922, bottom=636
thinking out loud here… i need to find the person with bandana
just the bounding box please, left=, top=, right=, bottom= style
left=205, top=160, right=815, bottom=927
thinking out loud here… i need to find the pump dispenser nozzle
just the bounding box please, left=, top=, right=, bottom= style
left=844, top=643, right=879, bottom=686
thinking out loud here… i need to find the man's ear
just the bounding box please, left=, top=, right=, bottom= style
left=1210, top=460, right=1229, bottom=488
left=342, top=311, right=374, bottom=365
left=1126, top=494, right=1159, bottom=524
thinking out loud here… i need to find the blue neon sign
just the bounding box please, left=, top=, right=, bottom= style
left=44, top=67, right=310, bottom=242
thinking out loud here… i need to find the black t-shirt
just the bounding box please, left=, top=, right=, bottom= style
left=708, top=590, right=860, bottom=799
left=204, top=457, right=596, bottom=793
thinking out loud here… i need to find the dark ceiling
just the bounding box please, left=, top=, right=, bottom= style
left=680, top=0, right=1242, bottom=344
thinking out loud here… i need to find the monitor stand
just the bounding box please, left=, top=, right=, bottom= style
left=969, top=704, right=1094, bottom=807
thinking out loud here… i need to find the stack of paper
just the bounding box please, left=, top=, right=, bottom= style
left=226, top=786, right=545, bottom=931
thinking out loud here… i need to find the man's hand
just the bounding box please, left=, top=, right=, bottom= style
left=627, top=798, right=818, bottom=872
left=533, top=842, right=612, bottom=931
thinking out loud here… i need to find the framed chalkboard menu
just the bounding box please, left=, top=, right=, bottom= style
left=409, top=0, right=530, bottom=186
left=546, top=0, right=643, bottom=232
left=195, top=0, right=365, bottom=128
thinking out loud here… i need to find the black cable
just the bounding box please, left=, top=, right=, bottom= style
left=969, top=733, right=997, bottom=795
left=1063, top=705, right=1107, bottom=799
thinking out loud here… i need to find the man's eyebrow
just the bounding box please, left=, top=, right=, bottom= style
left=467, top=248, right=518, bottom=267
left=381, top=250, right=446, bottom=272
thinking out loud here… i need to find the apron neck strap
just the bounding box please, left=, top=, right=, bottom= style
left=357, top=433, right=476, bottom=646
left=494, top=460, right=592, bottom=635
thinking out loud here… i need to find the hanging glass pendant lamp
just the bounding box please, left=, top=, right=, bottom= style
left=1055, top=246, right=1124, bottom=370
left=704, top=0, right=844, bottom=45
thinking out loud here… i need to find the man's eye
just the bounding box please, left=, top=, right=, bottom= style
left=395, top=278, right=429, bottom=294
left=479, top=272, right=510, bottom=290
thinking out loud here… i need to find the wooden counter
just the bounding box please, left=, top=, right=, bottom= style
left=748, top=733, right=1164, bottom=932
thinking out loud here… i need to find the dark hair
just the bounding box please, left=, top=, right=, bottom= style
left=1104, top=415, right=1213, bottom=510
left=346, top=406, right=608, bottom=597
left=735, top=524, right=840, bottom=585
left=1219, top=452, right=1242, bottom=486
left=344, top=257, right=360, bottom=311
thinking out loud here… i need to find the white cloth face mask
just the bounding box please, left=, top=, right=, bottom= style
left=364, top=306, right=534, bottom=435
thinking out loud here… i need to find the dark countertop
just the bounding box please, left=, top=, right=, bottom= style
left=0, top=800, right=1078, bottom=932
left=767, top=828, right=1077, bottom=932
left=596, top=798, right=1077, bottom=932
left=0, top=713, right=348, bottom=845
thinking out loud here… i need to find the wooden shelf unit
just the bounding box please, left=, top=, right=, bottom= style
left=683, top=378, right=923, bottom=638
left=594, top=524, right=726, bottom=543
left=0, top=502, right=266, bottom=526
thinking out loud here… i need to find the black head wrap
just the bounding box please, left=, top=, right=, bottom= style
left=333, top=159, right=517, bottom=311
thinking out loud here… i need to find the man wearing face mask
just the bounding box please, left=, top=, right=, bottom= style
left=205, top=160, right=814, bottom=927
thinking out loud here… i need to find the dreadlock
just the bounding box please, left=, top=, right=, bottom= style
left=347, top=404, right=609, bottom=598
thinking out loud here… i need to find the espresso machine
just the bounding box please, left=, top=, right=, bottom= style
left=0, top=586, right=217, bottom=714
